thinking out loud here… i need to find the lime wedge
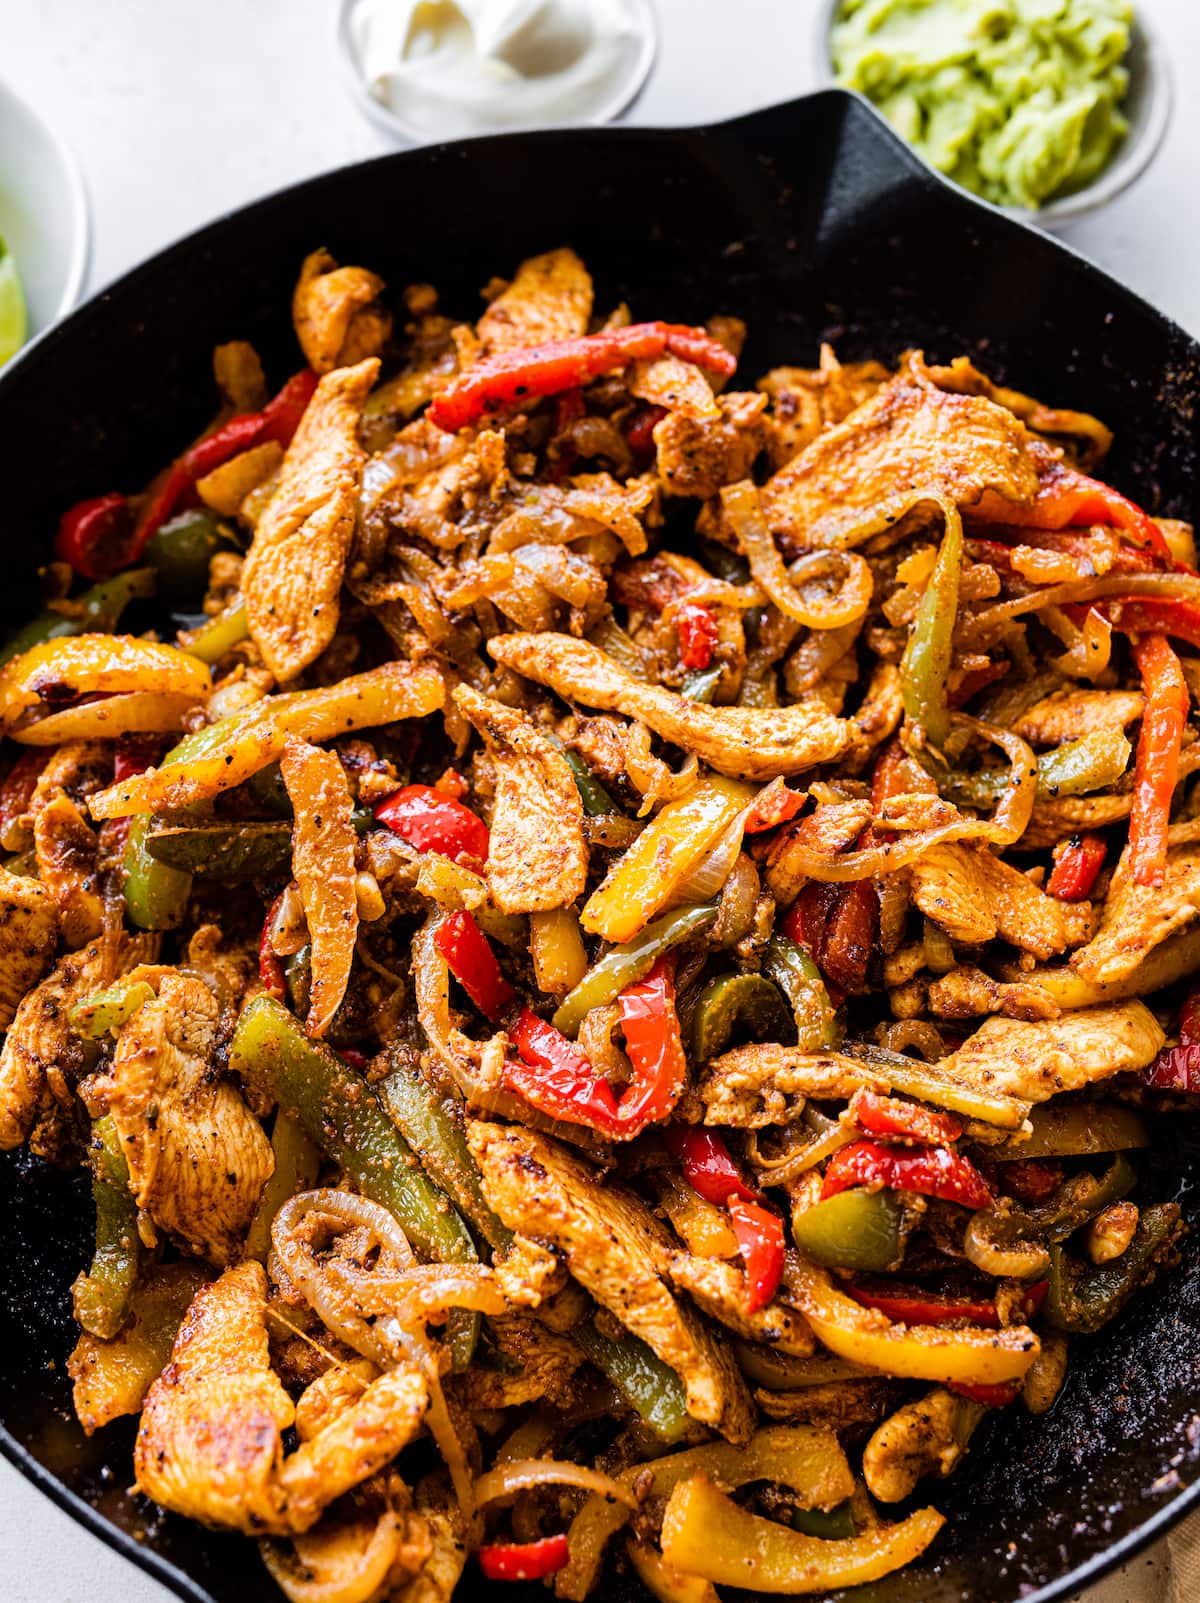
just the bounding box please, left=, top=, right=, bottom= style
left=0, top=236, right=28, bottom=366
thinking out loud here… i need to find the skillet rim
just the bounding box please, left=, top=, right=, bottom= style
left=1, top=85, right=1198, bottom=1603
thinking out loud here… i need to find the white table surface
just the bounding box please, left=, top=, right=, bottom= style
left=1, top=1, right=1197, bottom=1599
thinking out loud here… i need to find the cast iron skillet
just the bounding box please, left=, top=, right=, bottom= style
left=1, top=88, right=1199, bottom=1603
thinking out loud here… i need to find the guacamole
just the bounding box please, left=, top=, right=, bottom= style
left=831, top=0, right=1133, bottom=210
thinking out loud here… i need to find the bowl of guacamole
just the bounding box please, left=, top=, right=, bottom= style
left=819, top=0, right=1172, bottom=222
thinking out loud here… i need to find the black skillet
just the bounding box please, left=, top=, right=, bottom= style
left=1, top=88, right=1199, bottom=1603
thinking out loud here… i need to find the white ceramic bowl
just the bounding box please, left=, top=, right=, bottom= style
left=332, top=0, right=659, bottom=146
left=812, top=1, right=1173, bottom=228
left=0, top=77, right=89, bottom=346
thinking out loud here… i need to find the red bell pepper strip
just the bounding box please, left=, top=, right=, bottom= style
left=434, top=910, right=516, bottom=1024
left=998, top=1158, right=1064, bottom=1205
left=846, top=1279, right=1048, bottom=1329
left=479, top=1535, right=570, bottom=1583
left=664, top=1124, right=760, bottom=1207
left=728, top=1195, right=785, bottom=1314
left=1102, top=595, right=1200, bottom=651
left=1128, top=634, right=1189, bottom=888
left=821, top=1139, right=993, bottom=1210
left=427, top=322, right=737, bottom=433
left=849, top=1089, right=963, bottom=1146
left=112, top=736, right=166, bottom=785
left=1179, top=991, right=1200, bottom=1047
left=258, top=894, right=288, bottom=1005
left=625, top=402, right=667, bottom=465
left=374, top=783, right=490, bottom=866
left=505, top=1008, right=623, bottom=1129
left=782, top=880, right=878, bottom=998
left=1046, top=833, right=1107, bottom=901
left=54, top=493, right=135, bottom=582
left=947, top=1380, right=1022, bottom=1407
left=0, top=749, right=49, bottom=839
left=256, top=367, right=321, bottom=448
left=1144, top=1042, right=1200, bottom=1091
left=614, top=956, right=688, bottom=1131
left=506, top=961, right=687, bottom=1139
left=676, top=601, right=719, bottom=671
left=743, top=784, right=805, bottom=835
left=986, top=459, right=1172, bottom=564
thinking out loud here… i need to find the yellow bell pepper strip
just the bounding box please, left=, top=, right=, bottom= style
left=1128, top=633, right=1189, bottom=887
left=551, top=901, right=718, bottom=1038
left=791, top=1189, right=906, bottom=1272
left=626, top=1540, right=720, bottom=1603
left=90, top=660, right=444, bottom=818
left=763, top=936, right=838, bottom=1050
left=572, top=1321, right=692, bottom=1445
left=0, top=567, right=156, bottom=667
left=691, top=972, right=791, bottom=1061
left=785, top=1252, right=1041, bottom=1386
left=660, top=1471, right=944, bottom=1593
left=1046, top=1202, right=1183, bottom=1333
left=71, top=1117, right=140, bottom=1341
left=244, top=1111, right=322, bottom=1263
left=378, top=1051, right=512, bottom=1252
left=0, top=633, right=211, bottom=734
left=9, top=689, right=202, bottom=746
left=582, top=774, right=753, bottom=944
left=900, top=500, right=963, bottom=749
left=529, top=906, right=588, bottom=995
left=558, top=1424, right=855, bottom=1603
left=229, top=995, right=480, bottom=1364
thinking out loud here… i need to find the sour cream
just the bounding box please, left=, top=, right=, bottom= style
left=347, top=0, right=656, bottom=141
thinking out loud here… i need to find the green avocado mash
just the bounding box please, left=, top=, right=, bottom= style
left=831, top=0, right=1133, bottom=210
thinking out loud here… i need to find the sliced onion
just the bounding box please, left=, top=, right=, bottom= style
left=260, top=1511, right=402, bottom=1603
left=1042, top=603, right=1112, bottom=681
left=722, top=479, right=873, bottom=629
left=624, top=721, right=699, bottom=813
left=474, top=1458, right=638, bottom=1512
left=962, top=570, right=1200, bottom=651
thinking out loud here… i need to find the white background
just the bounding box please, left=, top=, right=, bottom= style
left=1, top=1, right=1198, bottom=1599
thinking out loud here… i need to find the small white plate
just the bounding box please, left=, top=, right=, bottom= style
left=0, top=77, right=89, bottom=346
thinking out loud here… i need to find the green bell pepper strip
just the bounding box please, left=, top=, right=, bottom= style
left=1045, top=1202, right=1183, bottom=1333
left=561, top=748, right=618, bottom=817
left=690, top=972, right=792, bottom=1061
left=378, top=1051, right=512, bottom=1252
left=789, top=1501, right=857, bottom=1540
left=145, top=508, right=233, bottom=601
left=69, top=978, right=157, bottom=1039
left=681, top=666, right=722, bottom=704
left=179, top=598, right=249, bottom=666
left=71, top=1117, right=140, bottom=1340
left=123, top=813, right=193, bottom=930
left=229, top=996, right=481, bottom=1365
left=244, top=1110, right=323, bottom=1263
left=145, top=819, right=293, bottom=879
left=900, top=505, right=962, bottom=749
left=574, top=1320, right=693, bottom=1443
left=842, top=1041, right=1031, bottom=1130
left=0, top=568, right=156, bottom=665
left=947, top=727, right=1131, bottom=808
left=122, top=720, right=241, bottom=929
left=762, top=935, right=838, bottom=1050
left=551, top=902, right=718, bottom=1038
left=790, top=1188, right=906, bottom=1272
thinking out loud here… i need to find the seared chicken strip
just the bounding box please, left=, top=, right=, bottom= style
left=477, top=247, right=593, bottom=355
left=468, top=1120, right=754, bottom=1442
left=96, top=971, right=273, bottom=1263
left=135, top=1261, right=428, bottom=1535
left=455, top=685, right=587, bottom=913
left=909, top=842, right=1098, bottom=960
left=243, top=357, right=379, bottom=681
left=1071, top=846, right=1200, bottom=987
left=936, top=1002, right=1163, bottom=1103
left=0, top=866, right=58, bottom=1032
left=488, top=633, right=850, bottom=781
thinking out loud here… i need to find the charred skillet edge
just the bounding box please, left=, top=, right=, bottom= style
left=1, top=86, right=1200, bottom=1603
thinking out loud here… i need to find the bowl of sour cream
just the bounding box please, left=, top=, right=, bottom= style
left=813, top=0, right=1172, bottom=226
left=336, top=0, right=658, bottom=144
